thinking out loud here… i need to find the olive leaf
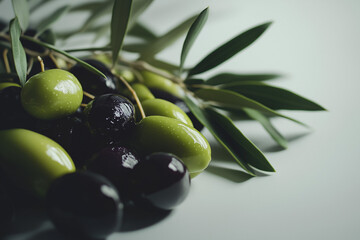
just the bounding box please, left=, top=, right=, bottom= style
left=180, top=7, right=209, bottom=73
left=184, top=95, right=256, bottom=176
left=206, top=72, right=281, bottom=85
left=9, top=18, right=27, bottom=86
left=205, top=107, right=275, bottom=172
left=221, top=82, right=326, bottom=111
left=140, top=14, right=198, bottom=58
left=35, top=5, right=70, bottom=37
left=79, top=2, right=113, bottom=33
left=20, top=35, right=106, bottom=79
left=11, top=0, right=29, bottom=30
left=243, top=108, right=288, bottom=149
left=188, top=22, right=272, bottom=76
left=127, top=22, right=157, bottom=41
left=194, top=88, right=307, bottom=127
left=70, top=1, right=111, bottom=12
left=111, top=0, right=132, bottom=67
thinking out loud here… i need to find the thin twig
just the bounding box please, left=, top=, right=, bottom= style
left=113, top=71, right=146, bottom=120
left=49, top=52, right=61, bottom=69
left=83, top=91, right=95, bottom=100
left=2, top=49, right=11, bottom=73
left=37, top=56, right=45, bottom=72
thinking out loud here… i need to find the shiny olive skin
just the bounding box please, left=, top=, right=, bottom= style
left=130, top=116, right=211, bottom=174
left=70, top=59, right=119, bottom=96
left=84, top=94, right=135, bottom=144
left=0, top=129, right=76, bottom=197
left=141, top=70, right=184, bottom=98
left=150, top=88, right=204, bottom=131
left=21, top=69, right=83, bottom=120
left=0, top=84, right=36, bottom=130
left=123, top=83, right=155, bottom=102
left=132, top=152, right=191, bottom=210
left=87, top=145, right=141, bottom=203
left=46, top=171, right=123, bottom=239
left=140, top=98, right=193, bottom=127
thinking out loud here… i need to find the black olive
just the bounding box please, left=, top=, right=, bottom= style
left=132, top=152, right=191, bottom=210
left=46, top=171, right=123, bottom=239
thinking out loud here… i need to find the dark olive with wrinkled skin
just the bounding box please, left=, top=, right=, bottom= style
left=87, top=145, right=141, bottom=203
left=70, top=59, right=119, bottom=97
left=46, top=171, right=123, bottom=239
left=132, top=152, right=191, bottom=210
left=150, top=88, right=204, bottom=131
left=84, top=94, right=136, bottom=144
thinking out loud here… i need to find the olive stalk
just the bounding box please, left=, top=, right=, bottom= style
left=83, top=91, right=95, bottom=100
left=113, top=72, right=146, bottom=120
left=37, top=56, right=45, bottom=72
left=2, top=49, right=11, bottom=73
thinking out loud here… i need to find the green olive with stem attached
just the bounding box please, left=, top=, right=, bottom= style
left=0, top=128, right=76, bottom=198
left=130, top=116, right=211, bottom=175
left=21, top=69, right=83, bottom=120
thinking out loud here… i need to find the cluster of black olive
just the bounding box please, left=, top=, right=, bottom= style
left=0, top=58, right=210, bottom=239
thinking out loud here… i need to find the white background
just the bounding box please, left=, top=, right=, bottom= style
left=1, top=0, right=360, bottom=239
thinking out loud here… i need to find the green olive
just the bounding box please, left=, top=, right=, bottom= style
left=0, top=82, right=21, bottom=91
left=0, top=129, right=76, bottom=197
left=140, top=98, right=193, bottom=127
left=140, top=70, right=184, bottom=98
left=130, top=116, right=211, bottom=174
left=21, top=69, right=83, bottom=120
left=123, top=83, right=155, bottom=102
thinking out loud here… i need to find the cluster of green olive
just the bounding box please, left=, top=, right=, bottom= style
left=0, top=58, right=211, bottom=238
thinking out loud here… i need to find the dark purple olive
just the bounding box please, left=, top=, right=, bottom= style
left=46, top=171, right=123, bottom=239
left=150, top=89, right=204, bottom=131
left=84, top=94, right=135, bottom=144
left=0, top=85, right=36, bottom=130
left=87, top=145, right=141, bottom=203
left=35, top=114, right=95, bottom=168
left=132, top=152, right=191, bottom=210
left=70, top=59, right=119, bottom=97
left=0, top=187, right=14, bottom=233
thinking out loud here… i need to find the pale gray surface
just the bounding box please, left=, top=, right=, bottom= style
left=1, top=0, right=360, bottom=239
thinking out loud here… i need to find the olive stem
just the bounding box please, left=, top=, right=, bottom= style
left=83, top=91, right=95, bottom=100
left=0, top=33, right=49, bottom=57
left=49, top=52, right=61, bottom=69
left=2, top=49, right=11, bottom=74
left=80, top=103, right=87, bottom=107
left=37, top=56, right=45, bottom=72
left=114, top=72, right=146, bottom=120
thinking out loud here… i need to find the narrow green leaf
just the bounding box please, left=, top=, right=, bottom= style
left=70, top=1, right=109, bottom=12
left=79, top=2, right=113, bottom=33
left=11, top=0, right=29, bottom=30
left=243, top=108, right=288, bottom=149
left=122, top=43, right=148, bottom=53
left=10, top=18, right=27, bottom=86
left=111, top=0, right=133, bottom=67
left=206, top=107, right=275, bottom=172
left=184, top=78, right=205, bottom=85
left=21, top=35, right=106, bottom=79
left=188, top=22, right=272, bottom=76
left=141, top=14, right=197, bottom=58
left=0, top=40, right=11, bottom=49
left=195, top=88, right=307, bottom=127
left=36, top=5, right=70, bottom=37
left=127, top=22, right=157, bottom=41
left=184, top=95, right=256, bottom=176
left=180, top=7, right=208, bottom=72
left=128, top=0, right=154, bottom=29
left=206, top=73, right=281, bottom=85
left=221, top=82, right=326, bottom=111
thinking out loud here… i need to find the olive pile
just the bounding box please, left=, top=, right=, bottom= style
left=0, top=58, right=211, bottom=238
